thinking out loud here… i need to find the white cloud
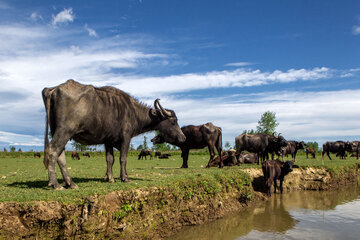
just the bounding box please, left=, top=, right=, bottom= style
left=51, top=8, right=75, bottom=26
left=30, top=12, right=43, bottom=22
left=352, top=25, right=360, bottom=35
left=224, top=62, right=254, bottom=67
left=0, top=131, right=43, bottom=146
left=84, top=24, right=98, bottom=37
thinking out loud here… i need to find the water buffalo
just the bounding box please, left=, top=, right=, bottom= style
left=42, top=80, right=185, bottom=189
left=262, top=160, right=294, bottom=196
left=321, top=141, right=354, bottom=161
left=34, top=152, right=41, bottom=158
left=281, top=141, right=306, bottom=162
left=138, top=149, right=153, bottom=160
left=158, top=153, right=171, bottom=159
left=207, top=149, right=237, bottom=167
left=82, top=152, right=90, bottom=158
left=350, top=141, right=360, bottom=160
left=305, top=147, right=316, bottom=159
left=238, top=152, right=258, bottom=164
left=151, top=122, right=222, bottom=168
left=71, top=152, right=80, bottom=160
left=154, top=150, right=161, bottom=158
left=235, top=133, right=288, bottom=164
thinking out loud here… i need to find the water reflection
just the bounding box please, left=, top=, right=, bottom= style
left=169, top=183, right=360, bottom=240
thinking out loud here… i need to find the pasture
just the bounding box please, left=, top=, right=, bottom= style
left=0, top=151, right=359, bottom=203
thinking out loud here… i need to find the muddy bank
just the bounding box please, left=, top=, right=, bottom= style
left=1, top=165, right=359, bottom=239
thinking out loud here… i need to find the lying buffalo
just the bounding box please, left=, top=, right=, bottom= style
left=42, top=80, right=185, bottom=189
left=262, top=160, right=295, bottom=196
left=235, top=133, right=288, bottom=164
left=238, top=152, right=258, bottom=164
left=151, top=122, right=222, bottom=168
left=138, top=149, right=153, bottom=160
left=158, top=153, right=171, bottom=159
left=321, top=141, right=354, bottom=161
left=82, top=152, right=90, bottom=158
left=207, top=149, right=237, bottom=167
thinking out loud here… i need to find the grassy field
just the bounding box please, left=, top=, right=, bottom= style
left=0, top=151, right=359, bottom=203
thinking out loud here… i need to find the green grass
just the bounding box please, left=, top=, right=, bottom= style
left=0, top=151, right=358, bottom=203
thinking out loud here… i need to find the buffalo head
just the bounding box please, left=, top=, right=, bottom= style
left=297, top=141, right=306, bottom=150
left=151, top=99, right=186, bottom=144
left=282, top=161, right=294, bottom=176
left=275, top=133, right=288, bottom=148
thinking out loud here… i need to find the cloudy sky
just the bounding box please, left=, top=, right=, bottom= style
left=0, top=0, right=359, bottom=151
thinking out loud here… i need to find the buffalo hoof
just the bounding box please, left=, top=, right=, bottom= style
left=180, top=165, right=188, bottom=168
left=53, top=184, right=65, bottom=190
left=121, top=178, right=131, bottom=183
left=66, top=182, right=78, bottom=189
left=104, top=176, right=115, bottom=183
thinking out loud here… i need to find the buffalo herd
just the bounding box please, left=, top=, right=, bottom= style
left=41, top=80, right=359, bottom=193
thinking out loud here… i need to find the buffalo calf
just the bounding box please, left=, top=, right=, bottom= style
left=71, top=152, right=80, bottom=160
left=262, top=160, right=294, bottom=196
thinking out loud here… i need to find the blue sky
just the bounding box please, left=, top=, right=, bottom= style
left=0, top=0, right=359, bottom=151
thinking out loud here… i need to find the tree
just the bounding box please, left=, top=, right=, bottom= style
left=306, top=141, right=319, bottom=151
left=71, top=140, right=92, bottom=152
left=136, top=144, right=144, bottom=150
left=224, top=141, right=231, bottom=150
left=256, top=111, right=279, bottom=134
left=242, top=129, right=256, bottom=134
left=143, top=136, right=148, bottom=149
left=3, top=147, right=7, bottom=152
left=10, top=146, right=16, bottom=152
left=130, top=143, right=135, bottom=151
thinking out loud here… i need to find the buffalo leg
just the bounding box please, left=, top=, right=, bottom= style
left=58, top=150, right=78, bottom=189
left=280, top=178, right=284, bottom=193
left=181, top=148, right=189, bottom=168
left=105, top=144, right=115, bottom=183
left=47, top=130, right=73, bottom=190
left=327, top=151, right=332, bottom=160
left=118, top=139, right=130, bottom=182
left=273, top=179, right=278, bottom=194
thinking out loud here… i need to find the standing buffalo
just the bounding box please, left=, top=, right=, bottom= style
left=42, top=80, right=185, bottom=189
left=154, top=150, right=161, bottom=158
left=281, top=141, right=306, bottom=162
left=305, top=147, right=316, bottom=159
left=151, top=122, right=222, bottom=168
left=71, top=152, right=80, bottom=160
left=321, top=141, right=354, bottom=161
left=138, top=149, right=153, bottom=160
left=235, top=133, right=288, bottom=164
left=262, top=160, right=294, bottom=196
left=34, top=152, right=41, bottom=158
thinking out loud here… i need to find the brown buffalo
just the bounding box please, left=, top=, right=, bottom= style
left=281, top=141, right=306, bottom=162
left=34, top=152, right=41, bottom=158
left=238, top=152, right=258, bottom=164
left=152, top=122, right=222, bottom=168
left=42, top=80, right=185, bottom=189
left=138, top=149, right=153, bottom=160
left=207, top=149, right=237, bottom=167
left=262, top=160, right=294, bottom=196
left=305, top=147, right=316, bottom=159
left=71, top=152, right=80, bottom=160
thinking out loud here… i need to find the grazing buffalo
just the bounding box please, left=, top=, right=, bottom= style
left=207, top=149, right=237, bottom=167
left=82, top=152, right=90, bottom=158
left=350, top=141, right=360, bottom=160
left=158, top=153, right=171, bottom=159
left=238, top=152, right=258, bottom=164
left=281, top=141, right=306, bottom=162
left=151, top=122, right=222, bottom=168
left=42, top=80, right=185, bottom=189
left=154, top=150, right=161, bottom=158
left=235, top=133, right=288, bottom=164
left=321, top=141, right=354, bottom=161
left=262, top=160, right=294, bottom=196
left=305, top=147, right=316, bottom=159
left=34, top=152, right=41, bottom=158
left=71, top=152, right=80, bottom=160
left=138, top=149, right=153, bottom=160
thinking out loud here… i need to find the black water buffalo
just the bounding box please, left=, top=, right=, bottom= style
left=262, top=160, right=294, bottom=196
left=138, top=149, right=153, bottom=160
left=34, top=152, right=41, bottom=158
left=151, top=122, right=222, bottom=168
left=305, top=147, right=316, bottom=159
left=207, top=149, right=237, bottom=167
left=82, top=152, right=90, bottom=158
left=350, top=141, right=360, bottom=160
left=154, top=150, right=161, bottom=158
left=158, top=153, right=171, bottom=159
left=321, top=141, right=354, bottom=161
left=238, top=152, right=258, bottom=164
left=71, top=152, right=80, bottom=160
left=281, top=141, right=306, bottom=162
left=235, top=133, right=288, bottom=164
left=42, top=80, right=185, bottom=189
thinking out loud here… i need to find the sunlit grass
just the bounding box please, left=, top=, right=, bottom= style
left=0, top=151, right=358, bottom=202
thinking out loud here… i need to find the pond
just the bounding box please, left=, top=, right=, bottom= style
left=168, top=182, right=360, bottom=240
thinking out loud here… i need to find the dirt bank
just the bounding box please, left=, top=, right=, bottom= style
left=1, top=164, right=359, bottom=239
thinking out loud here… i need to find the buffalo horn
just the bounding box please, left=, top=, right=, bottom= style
left=154, top=99, right=171, bottom=117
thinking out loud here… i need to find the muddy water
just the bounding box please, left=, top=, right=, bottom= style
left=169, top=183, right=360, bottom=240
